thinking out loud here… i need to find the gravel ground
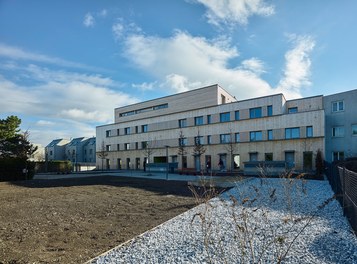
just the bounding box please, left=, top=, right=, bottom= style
left=90, top=178, right=357, bottom=264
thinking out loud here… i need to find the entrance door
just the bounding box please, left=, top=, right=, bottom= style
left=117, top=158, right=121, bottom=170
left=219, top=154, right=227, bottom=171
left=285, top=151, right=295, bottom=169
left=126, top=158, right=131, bottom=169
left=303, top=152, right=313, bottom=171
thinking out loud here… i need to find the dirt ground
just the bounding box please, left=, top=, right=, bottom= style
left=0, top=176, right=200, bottom=264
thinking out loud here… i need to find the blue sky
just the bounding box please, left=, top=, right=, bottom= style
left=1, top=0, right=356, bottom=146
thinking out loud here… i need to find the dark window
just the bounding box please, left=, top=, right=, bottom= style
left=285, top=127, right=300, bottom=139
left=179, top=119, right=187, bottom=128
left=179, top=138, right=188, bottom=146
left=249, top=107, right=262, bottom=118
left=124, top=127, right=131, bottom=135
left=207, top=135, right=212, bottom=145
left=106, top=130, right=111, bottom=137
left=265, top=153, right=273, bottom=161
left=250, top=131, right=263, bottom=141
left=124, top=143, right=130, bottom=150
left=332, top=126, right=344, bottom=137
left=135, top=126, right=138, bottom=133
left=267, top=105, right=273, bottom=116
left=235, top=133, right=240, bottom=142
left=207, top=115, right=212, bottom=124
left=141, top=141, right=147, bottom=149
left=135, top=142, right=138, bottom=149
left=142, top=124, right=148, bottom=133
left=235, top=110, right=240, bottom=120
left=106, top=145, right=111, bottom=151
left=249, top=153, right=258, bottom=161
left=117, top=144, right=120, bottom=150
left=220, top=112, right=230, bottom=122
left=153, top=103, right=168, bottom=110
left=195, top=116, right=204, bottom=126
left=194, top=136, right=204, bottom=145
left=333, top=151, right=344, bottom=161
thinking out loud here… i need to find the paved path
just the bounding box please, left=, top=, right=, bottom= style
left=33, top=170, right=241, bottom=187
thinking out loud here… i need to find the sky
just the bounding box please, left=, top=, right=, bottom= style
left=1, top=0, right=357, bottom=146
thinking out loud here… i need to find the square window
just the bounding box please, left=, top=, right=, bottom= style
left=333, top=151, right=344, bottom=161
left=179, top=138, right=188, bottom=146
left=106, top=130, right=111, bottom=137
left=220, top=134, right=231, bottom=143
left=332, top=126, right=344, bottom=137
left=195, top=116, right=204, bottom=126
left=285, top=127, right=300, bottom=139
left=249, top=107, right=262, bottom=119
left=124, top=143, right=130, bottom=150
left=194, top=136, right=204, bottom=145
left=220, top=112, right=230, bottom=122
left=332, top=101, right=344, bottom=112
left=249, top=153, right=258, bottom=161
left=179, top=119, right=187, bottom=128
left=265, top=153, right=273, bottom=161
left=124, top=127, right=131, bottom=135
left=250, top=131, right=263, bottom=141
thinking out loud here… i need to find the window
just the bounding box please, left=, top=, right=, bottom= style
left=106, top=130, right=111, bottom=137
left=249, top=153, right=258, bottom=161
left=153, top=103, right=168, bottom=110
left=235, top=110, right=240, bottom=120
left=250, top=131, right=263, bottom=141
left=265, top=153, right=273, bottom=161
left=124, top=143, right=130, bottom=150
left=332, top=100, right=344, bottom=112
left=333, top=151, right=344, bottom=161
left=135, top=126, right=138, bottom=133
left=221, top=95, right=226, bottom=104
left=288, top=107, right=298, bottom=114
left=117, top=144, right=120, bottom=150
left=106, top=145, right=111, bottom=151
left=135, top=142, right=138, bottom=150
left=267, top=105, right=273, bottom=116
left=207, top=115, right=212, bottom=124
left=141, top=141, right=147, bottom=149
left=220, top=134, right=231, bottom=143
left=207, top=135, right=212, bottom=145
left=124, top=127, right=131, bottom=135
left=332, top=126, right=344, bottom=137
left=142, top=124, right=148, bottom=133
left=179, top=137, right=188, bottom=146
left=306, top=126, right=313, bottom=138
left=117, top=129, right=120, bottom=136
left=235, top=133, right=240, bottom=143
left=220, top=112, right=230, bottom=122
left=179, top=119, right=187, bottom=128
left=285, top=127, right=300, bottom=139
left=194, top=136, right=204, bottom=145
left=352, top=124, right=357, bottom=136
left=250, top=107, right=262, bottom=118
left=195, top=116, right=204, bottom=126
left=268, top=130, right=273, bottom=140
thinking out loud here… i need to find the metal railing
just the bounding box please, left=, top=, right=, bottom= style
left=326, top=162, right=357, bottom=234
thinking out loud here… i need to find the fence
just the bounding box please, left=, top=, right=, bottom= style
left=326, top=162, right=357, bottom=234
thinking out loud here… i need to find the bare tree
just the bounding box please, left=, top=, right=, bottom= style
left=192, top=130, right=206, bottom=172
left=224, top=129, right=238, bottom=173
left=177, top=130, right=187, bottom=171
left=97, top=141, right=108, bottom=171
left=142, top=138, right=157, bottom=171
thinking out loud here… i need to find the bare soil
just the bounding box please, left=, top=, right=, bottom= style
left=0, top=176, right=199, bottom=264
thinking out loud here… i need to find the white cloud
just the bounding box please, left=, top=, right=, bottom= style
left=276, top=35, right=315, bottom=96
left=121, top=30, right=314, bottom=99
left=241, top=58, right=265, bottom=75
left=83, top=12, right=95, bottom=27
left=193, top=0, right=275, bottom=26
left=98, top=9, right=107, bottom=17
left=36, top=120, right=55, bottom=126
left=112, top=20, right=142, bottom=41
left=132, top=81, right=157, bottom=91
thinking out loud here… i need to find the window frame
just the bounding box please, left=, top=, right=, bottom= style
left=332, top=100, right=344, bottom=113
left=194, top=116, right=204, bottom=126
left=178, top=119, right=187, bottom=128
left=250, top=131, right=263, bottom=141
left=220, top=134, right=231, bottom=144
left=267, top=105, right=273, bottom=116
left=332, top=126, right=345, bottom=137
left=285, top=127, right=300, bottom=139
left=220, top=112, right=230, bottom=122
left=235, top=132, right=240, bottom=143
left=249, top=107, right=262, bottom=119
left=306, top=126, right=313, bottom=138
left=288, top=107, right=298, bottom=114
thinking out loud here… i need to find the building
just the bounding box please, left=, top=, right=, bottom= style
left=96, top=84, right=325, bottom=173
left=323, top=89, right=357, bottom=163
left=46, top=139, right=70, bottom=161
left=28, top=144, right=45, bottom=161
left=46, top=137, right=96, bottom=163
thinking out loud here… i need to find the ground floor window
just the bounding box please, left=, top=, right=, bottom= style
left=233, top=154, right=240, bottom=169
left=303, top=152, right=313, bottom=171
left=249, top=152, right=258, bottom=161
left=265, top=153, right=273, bottom=161
left=285, top=151, right=295, bottom=169
left=332, top=151, right=344, bottom=161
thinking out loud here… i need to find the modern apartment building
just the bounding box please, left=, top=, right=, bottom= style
left=323, top=89, right=357, bottom=163
left=46, top=137, right=96, bottom=163
left=96, top=84, right=325, bottom=172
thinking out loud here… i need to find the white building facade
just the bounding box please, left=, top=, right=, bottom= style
left=96, top=85, right=325, bottom=173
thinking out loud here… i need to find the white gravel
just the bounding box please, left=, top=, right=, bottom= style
left=89, top=178, right=357, bottom=263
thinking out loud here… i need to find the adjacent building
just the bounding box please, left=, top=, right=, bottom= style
left=46, top=137, right=96, bottom=163
left=96, top=84, right=325, bottom=173
left=323, top=89, right=357, bottom=163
